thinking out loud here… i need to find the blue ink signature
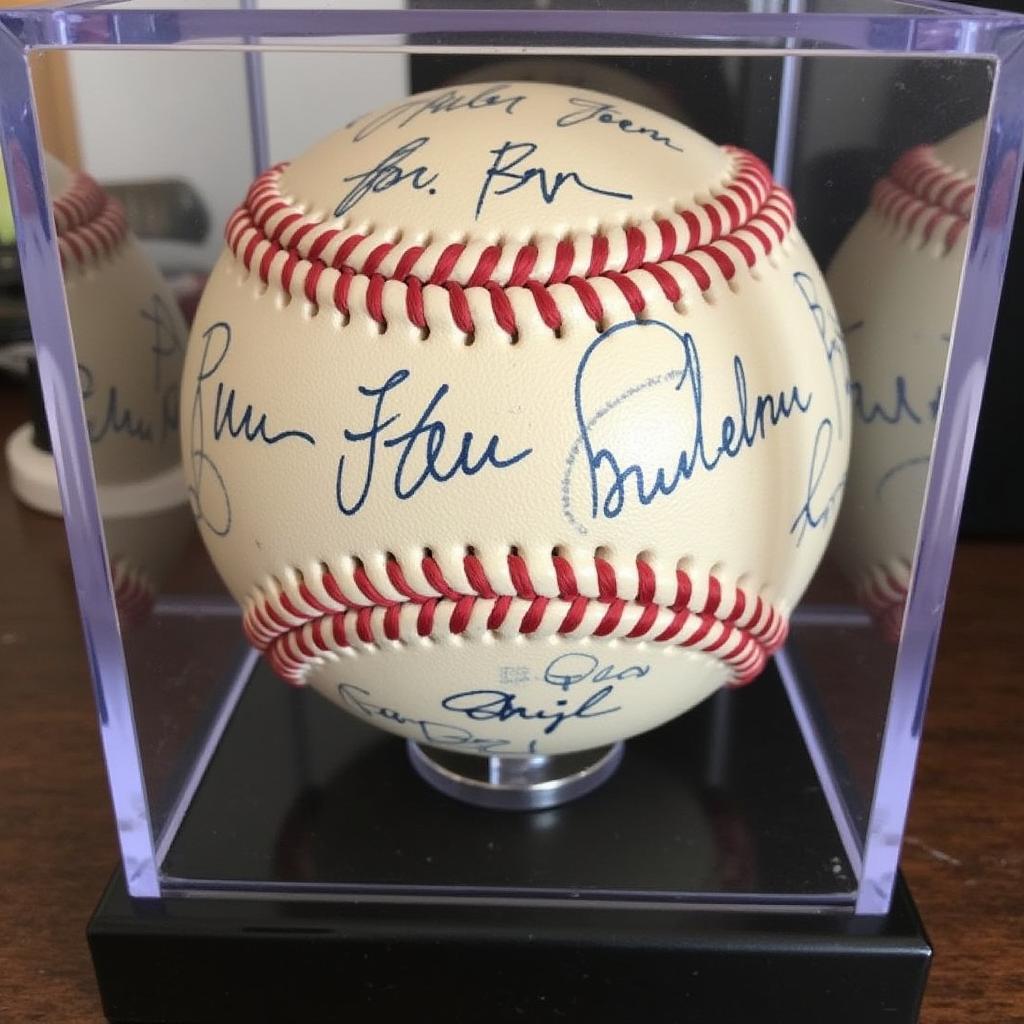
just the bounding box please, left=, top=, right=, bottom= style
left=78, top=291, right=185, bottom=450
left=80, top=364, right=178, bottom=448
left=573, top=319, right=812, bottom=521
left=843, top=322, right=942, bottom=428
left=543, top=652, right=650, bottom=692
left=337, top=683, right=539, bottom=756
left=346, top=84, right=528, bottom=143
left=874, top=455, right=930, bottom=499
left=849, top=374, right=940, bottom=428
left=790, top=418, right=847, bottom=545
left=334, top=137, right=438, bottom=217
left=560, top=370, right=679, bottom=536
left=793, top=271, right=848, bottom=442
left=138, top=292, right=184, bottom=394
left=475, top=141, right=633, bottom=221
left=555, top=97, right=685, bottom=153
left=187, top=321, right=315, bottom=537
left=335, top=368, right=531, bottom=516
left=441, top=685, right=621, bottom=736
left=842, top=323, right=945, bottom=502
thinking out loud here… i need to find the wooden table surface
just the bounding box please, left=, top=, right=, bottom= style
left=0, top=375, right=1021, bottom=1023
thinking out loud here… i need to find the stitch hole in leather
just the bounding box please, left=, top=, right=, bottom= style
left=463, top=331, right=476, bottom=347
left=508, top=329, right=521, bottom=346
left=595, top=545, right=614, bottom=562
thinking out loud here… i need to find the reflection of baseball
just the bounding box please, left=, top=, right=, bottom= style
left=182, top=82, right=849, bottom=757
left=51, top=157, right=188, bottom=485
left=828, top=121, right=982, bottom=641
left=50, top=156, right=191, bottom=623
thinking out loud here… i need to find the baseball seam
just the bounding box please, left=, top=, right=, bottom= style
left=54, top=173, right=128, bottom=268
left=223, top=147, right=795, bottom=337
left=110, top=556, right=155, bottom=628
left=871, top=145, right=975, bottom=254
left=244, top=552, right=788, bottom=688
left=857, top=556, right=911, bottom=644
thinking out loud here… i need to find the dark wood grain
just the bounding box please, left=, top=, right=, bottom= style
left=0, top=374, right=1021, bottom=1023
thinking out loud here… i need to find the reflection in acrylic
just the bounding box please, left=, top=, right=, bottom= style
left=828, top=120, right=982, bottom=642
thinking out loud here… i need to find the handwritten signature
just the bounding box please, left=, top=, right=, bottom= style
left=334, top=137, right=438, bottom=217
left=475, top=140, right=633, bottom=221
left=80, top=364, right=178, bottom=448
left=335, top=368, right=531, bottom=516
left=786, top=271, right=851, bottom=544
left=337, top=682, right=539, bottom=756
left=571, top=319, right=812, bottom=521
left=79, top=292, right=184, bottom=450
left=849, top=375, right=940, bottom=428
left=844, top=322, right=943, bottom=500
left=790, top=418, right=846, bottom=545
left=187, top=321, right=315, bottom=537
left=441, top=685, right=621, bottom=736
left=555, top=97, right=685, bottom=153
left=346, top=84, right=528, bottom=143
left=793, top=271, right=848, bottom=442
left=542, top=652, right=650, bottom=691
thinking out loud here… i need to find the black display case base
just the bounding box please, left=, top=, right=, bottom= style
left=89, top=869, right=930, bottom=1023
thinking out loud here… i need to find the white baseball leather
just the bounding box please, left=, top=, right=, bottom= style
left=182, top=82, right=850, bottom=756
left=828, top=120, right=982, bottom=641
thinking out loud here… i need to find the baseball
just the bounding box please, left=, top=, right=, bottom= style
left=182, top=82, right=850, bottom=757
left=12, top=157, right=192, bottom=627
left=828, top=120, right=981, bottom=641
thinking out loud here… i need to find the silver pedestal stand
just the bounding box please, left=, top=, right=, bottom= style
left=407, top=741, right=625, bottom=811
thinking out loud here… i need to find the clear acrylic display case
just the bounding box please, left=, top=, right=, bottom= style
left=3, top=0, right=1022, bottom=938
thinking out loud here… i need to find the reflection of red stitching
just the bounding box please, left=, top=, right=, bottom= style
left=243, top=553, right=788, bottom=689
left=110, top=558, right=155, bottom=630
left=224, top=147, right=794, bottom=336
left=54, top=173, right=128, bottom=267
left=857, top=558, right=910, bottom=645
left=871, top=146, right=975, bottom=254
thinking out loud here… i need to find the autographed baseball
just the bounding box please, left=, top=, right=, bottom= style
left=50, top=156, right=188, bottom=486
left=27, top=157, right=191, bottom=625
left=828, top=120, right=982, bottom=641
left=182, top=82, right=849, bottom=757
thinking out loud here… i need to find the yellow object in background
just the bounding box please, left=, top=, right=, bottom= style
left=0, top=165, right=15, bottom=245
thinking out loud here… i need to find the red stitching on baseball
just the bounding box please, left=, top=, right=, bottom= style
left=226, top=148, right=792, bottom=337
left=871, top=144, right=976, bottom=253
left=245, top=552, right=788, bottom=689
left=54, top=173, right=129, bottom=268
left=858, top=558, right=911, bottom=644
left=110, top=558, right=155, bottom=629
